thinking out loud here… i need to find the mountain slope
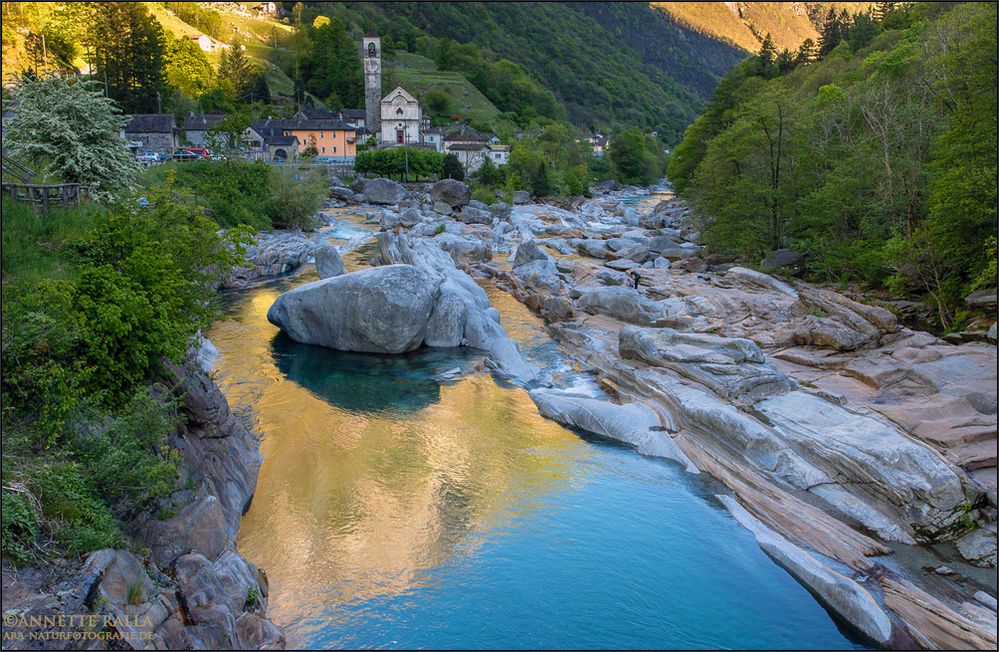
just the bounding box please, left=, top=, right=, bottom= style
left=330, top=1, right=746, bottom=143
left=653, top=2, right=875, bottom=53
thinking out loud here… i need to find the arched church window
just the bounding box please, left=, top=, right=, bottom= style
left=396, top=108, right=404, bottom=115
left=367, top=43, right=377, bottom=57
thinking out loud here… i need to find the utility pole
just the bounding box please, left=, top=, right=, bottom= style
left=404, top=124, right=409, bottom=183
left=157, top=91, right=162, bottom=114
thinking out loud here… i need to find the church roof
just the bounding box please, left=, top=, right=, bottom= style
left=381, top=86, right=418, bottom=104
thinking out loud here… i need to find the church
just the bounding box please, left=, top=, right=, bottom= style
left=379, top=87, right=421, bottom=145
left=363, top=33, right=426, bottom=148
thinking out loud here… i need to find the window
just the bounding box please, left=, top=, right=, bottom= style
left=320, top=131, right=324, bottom=138
left=333, top=147, right=336, bottom=153
left=368, top=42, right=376, bottom=57
left=396, top=108, right=404, bottom=116
left=321, top=146, right=325, bottom=153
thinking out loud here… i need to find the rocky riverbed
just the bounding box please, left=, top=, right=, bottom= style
left=7, top=176, right=993, bottom=650
left=259, top=176, right=996, bottom=649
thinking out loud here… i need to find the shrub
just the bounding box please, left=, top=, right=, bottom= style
left=1, top=488, right=39, bottom=565
left=471, top=185, right=495, bottom=205
left=265, top=165, right=326, bottom=230
left=32, top=462, right=123, bottom=556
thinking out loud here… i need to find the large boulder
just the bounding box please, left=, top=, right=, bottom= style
left=512, top=190, right=531, bottom=205
left=329, top=186, right=355, bottom=202
left=315, top=245, right=345, bottom=279
left=718, top=496, right=892, bottom=646
left=359, top=178, right=409, bottom=205
left=267, top=264, right=441, bottom=354
left=513, top=240, right=549, bottom=267
left=965, top=288, right=998, bottom=311
left=763, top=248, right=806, bottom=271
left=529, top=388, right=695, bottom=470
left=577, top=287, right=688, bottom=327
left=488, top=202, right=512, bottom=221
left=619, top=326, right=797, bottom=403
left=454, top=205, right=492, bottom=224
left=220, top=233, right=315, bottom=289
left=138, top=496, right=229, bottom=568
left=399, top=207, right=423, bottom=227
left=592, top=179, right=618, bottom=194
left=575, top=238, right=610, bottom=259
left=431, top=179, right=471, bottom=208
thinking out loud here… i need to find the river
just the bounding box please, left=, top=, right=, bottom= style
left=207, top=209, right=868, bottom=649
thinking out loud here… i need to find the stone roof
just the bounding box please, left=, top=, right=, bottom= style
left=125, top=114, right=176, bottom=134
left=444, top=124, right=486, bottom=143
left=339, top=108, right=365, bottom=120
left=295, top=107, right=339, bottom=120
left=183, top=113, right=226, bottom=131
left=448, top=142, right=487, bottom=152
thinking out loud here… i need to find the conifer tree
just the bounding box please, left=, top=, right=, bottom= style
left=758, top=33, right=777, bottom=66
left=218, top=40, right=254, bottom=100
left=818, top=8, right=844, bottom=57
left=796, top=38, right=818, bottom=65
left=87, top=2, right=167, bottom=114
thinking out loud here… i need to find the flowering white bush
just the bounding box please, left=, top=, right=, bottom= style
left=7, top=74, right=140, bottom=201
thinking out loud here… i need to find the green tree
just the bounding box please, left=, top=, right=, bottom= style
left=795, top=38, right=818, bottom=66
left=164, top=36, right=213, bottom=99
left=205, top=113, right=251, bottom=159
left=217, top=40, right=254, bottom=101
left=609, top=127, right=660, bottom=186
left=421, top=88, right=453, bottom=122
left=757, top=33, right=776, bottom=66
left=6, top=74, right=139, bottom=200
left=442, top=153, right=464, bottom=180
left=87, top=2, right=167, bottom=114
left=302, top=17, right=362, bottom=109
left=818, top=8, right=845, bottom=57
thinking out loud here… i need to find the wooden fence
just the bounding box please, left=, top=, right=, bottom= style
left=2, top=182, right=86, bottom=213
left=2, top=154, right=86, bottom=213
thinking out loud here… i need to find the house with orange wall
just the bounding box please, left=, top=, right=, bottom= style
left=283, top=118, right=357, bottom=159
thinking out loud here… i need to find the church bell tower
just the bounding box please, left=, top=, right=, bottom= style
left=362, top=34, right=381, bottom=140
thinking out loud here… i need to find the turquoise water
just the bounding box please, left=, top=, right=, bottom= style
left=211, top=215, right=867, bottom=650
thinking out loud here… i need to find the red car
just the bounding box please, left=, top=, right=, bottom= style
left=183, top=147, right=210, bottom=159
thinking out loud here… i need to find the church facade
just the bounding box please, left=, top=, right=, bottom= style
left=379, top=87, right=422, bottom=145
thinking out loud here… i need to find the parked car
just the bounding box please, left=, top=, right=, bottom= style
left=171, top=149, right=200, bottom=161
left=136, top=151, right=161, bottom=163
left=184, top=147, right=210, bottom=159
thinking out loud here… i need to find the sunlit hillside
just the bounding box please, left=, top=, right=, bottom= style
left=653, top=2, right=876, bottom=52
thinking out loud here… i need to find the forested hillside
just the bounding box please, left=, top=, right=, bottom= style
left=311, top=1, right=746, bottom=143
left=668, top=2, right=996, bottom=330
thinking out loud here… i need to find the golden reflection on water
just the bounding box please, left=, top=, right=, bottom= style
left=208, top=258, right=591, bottom=638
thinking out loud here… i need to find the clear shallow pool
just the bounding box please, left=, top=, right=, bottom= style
left=209, top=218, right=866, bottom=650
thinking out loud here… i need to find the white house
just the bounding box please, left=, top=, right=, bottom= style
left=379, top=86, right=421, bottom=146
left=421, top=126, right=447, bottom=153
left=487, top=144, right=510, bottom=166
left=189, top=34, right=223, bottom=53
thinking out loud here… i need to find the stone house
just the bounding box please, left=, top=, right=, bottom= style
left=250, top=119, right=300, bottom=161
left=421, top=126, right=447, bottom=153
left=123, top=114, right=178, bottom=154
left=183, top=112, right=226, bottom=147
